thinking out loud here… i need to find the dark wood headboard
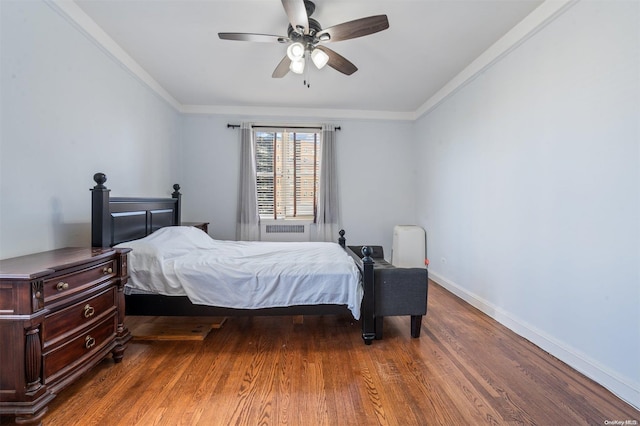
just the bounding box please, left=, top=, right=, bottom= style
left=91, top=173, right=182, bottom=247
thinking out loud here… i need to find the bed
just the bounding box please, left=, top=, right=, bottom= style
left=90, top=173, right=379, bottom=344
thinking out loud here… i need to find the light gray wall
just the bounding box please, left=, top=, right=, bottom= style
left=337, top=119, right=417, bottom=254
left=0, top=0, right=180, bottom=258
left=179, top=115, right=416, bottom=255
left=414, top=0, right=639, bottom=407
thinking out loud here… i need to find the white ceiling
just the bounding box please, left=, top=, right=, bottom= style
left=70, top=0, right=544, bottom=118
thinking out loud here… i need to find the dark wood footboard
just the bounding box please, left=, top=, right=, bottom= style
left=340, top=233, right=376, bottom=345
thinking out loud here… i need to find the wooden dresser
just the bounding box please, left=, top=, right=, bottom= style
left=0, top=247, right=131, bottom=425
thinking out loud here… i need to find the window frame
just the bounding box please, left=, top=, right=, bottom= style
left=254, top=126, right=321, bottom=222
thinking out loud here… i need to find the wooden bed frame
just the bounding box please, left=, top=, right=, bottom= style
left=90, top=173, right=377, bottom=344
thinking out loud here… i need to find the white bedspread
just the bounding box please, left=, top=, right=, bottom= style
left=115, top=226, right=362, bottom=319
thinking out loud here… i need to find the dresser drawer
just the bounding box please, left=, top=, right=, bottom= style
left=43, top=259, right=116, bottom=304
left=43, top=313, right=117, bottom=383
left=43, top=286, right=116, bottom=345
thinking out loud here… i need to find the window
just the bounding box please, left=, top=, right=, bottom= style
left=255, top=128, right=320, bottom=220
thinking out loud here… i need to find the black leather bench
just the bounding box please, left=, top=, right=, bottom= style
left=349, top=245, right=429, bottom=340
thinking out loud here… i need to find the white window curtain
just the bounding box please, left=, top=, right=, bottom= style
left=315, top=124, right=340, bottom=241
left=237, top=123, right=260, bottom=241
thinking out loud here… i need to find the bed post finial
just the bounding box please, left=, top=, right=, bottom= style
left=91, top=173, right=111, bottom=247
left=338, top=229, right=346, bottom=248
left=171, top=184, right=182, bottom=225
left=361, top=246, right=373, bottom=262
left=93, top=172, right=107, bottom=189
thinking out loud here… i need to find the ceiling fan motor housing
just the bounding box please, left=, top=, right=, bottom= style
left=288, top=18, right=323, bottom=48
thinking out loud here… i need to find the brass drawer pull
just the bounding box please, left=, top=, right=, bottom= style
left=56, top=282, right=69, bottom=291
left=84, top=304, right=95, bottom=318
left=102, top=267, right=113, bottom=274
left=85, top=335, right=96, bottom=349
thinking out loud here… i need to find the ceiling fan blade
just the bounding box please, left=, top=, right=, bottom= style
left=314, top=46, right=357, bottom=76
left=316, top=15, right=389, bottom=42
left=272, top=56, right=291, bottom=78
left=218, top=33, right=289, bottom=43
left=281, top=0, right=308, bottom=35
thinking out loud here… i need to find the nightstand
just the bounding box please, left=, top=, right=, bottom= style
left=182, top=222, right=209, bottom=233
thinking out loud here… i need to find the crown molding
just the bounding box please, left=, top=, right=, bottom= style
left=413, top=0, right=579, bottom=120
left=179, top=104, right=415, bottom=121
left=45, top=0, right=182, bottom=110
left=48, top=0, right=577, bottom=122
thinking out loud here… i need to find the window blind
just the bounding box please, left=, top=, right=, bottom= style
left=255, top=129, right=320, bottom=220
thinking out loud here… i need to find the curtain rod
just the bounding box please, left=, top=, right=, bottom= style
left=227, top=124, right=341, bottom=130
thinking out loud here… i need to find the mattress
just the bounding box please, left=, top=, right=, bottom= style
left=115, top=226, right=363, bottom=319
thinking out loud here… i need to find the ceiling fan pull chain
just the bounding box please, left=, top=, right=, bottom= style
left=304, top=56, right=310, bottom=88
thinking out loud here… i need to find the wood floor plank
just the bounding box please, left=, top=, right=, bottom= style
left=33, top=282, right=639, bottom=426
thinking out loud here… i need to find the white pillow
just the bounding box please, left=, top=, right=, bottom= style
left=115, top=225, right=217, bottom=253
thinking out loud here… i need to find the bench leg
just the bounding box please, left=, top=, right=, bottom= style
left=411, top=315, right=422, bottom=338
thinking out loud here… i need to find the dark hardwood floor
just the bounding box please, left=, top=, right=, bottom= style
left=38, top=282, right=638, bottom=425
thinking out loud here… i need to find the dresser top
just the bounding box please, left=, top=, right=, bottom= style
left=0, top=247, right=129, bottom=279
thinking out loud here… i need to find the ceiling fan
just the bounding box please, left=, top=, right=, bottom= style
left=218, top=0, right=389, bottom=83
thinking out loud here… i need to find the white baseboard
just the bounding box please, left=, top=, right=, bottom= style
left=428, top=271, right=640, bottom=410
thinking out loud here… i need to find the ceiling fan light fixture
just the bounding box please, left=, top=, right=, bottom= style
left=286, top=42, right=305, bottom=61
left=219, top=1, right=390, bottom=80
left=289, top=57, right=305, bottom=74
left=311, top=48, right=329, bottom=69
